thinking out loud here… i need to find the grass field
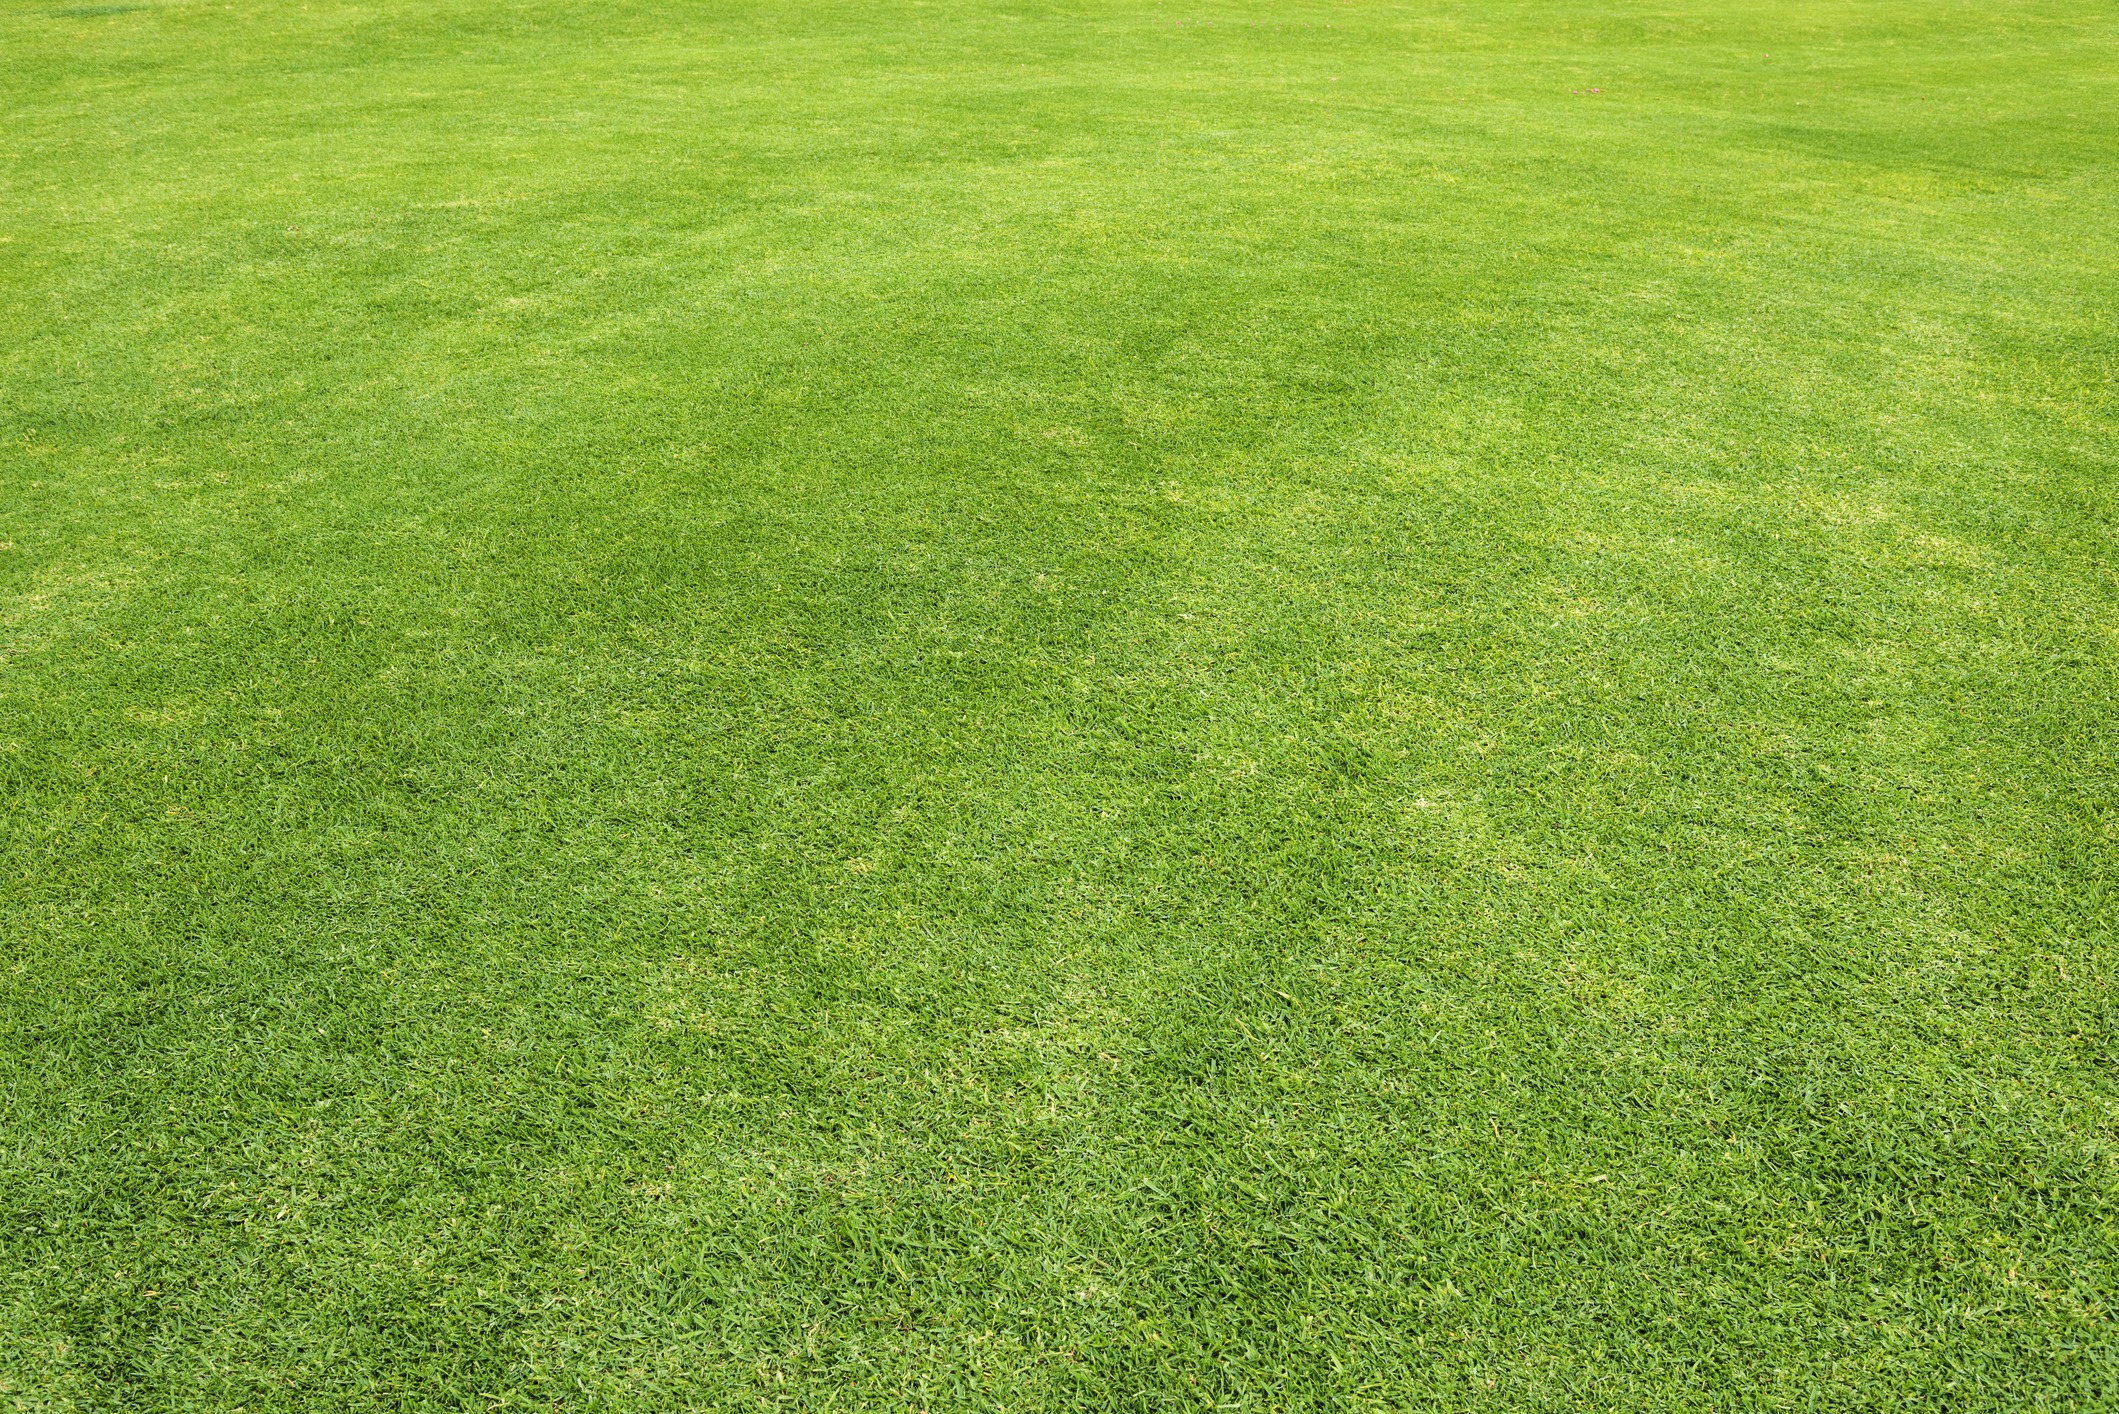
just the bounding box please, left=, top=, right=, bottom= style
left=4, top=0, right=2117, bottom=1406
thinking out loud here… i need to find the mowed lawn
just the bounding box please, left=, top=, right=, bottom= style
left=3, top=0, right=2116, bottom=1406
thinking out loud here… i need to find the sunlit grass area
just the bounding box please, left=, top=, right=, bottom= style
left=3, top=0, right=2116, bottom=1406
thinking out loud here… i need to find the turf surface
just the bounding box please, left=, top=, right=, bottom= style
left=4, top=0, right=2117, bottom=1407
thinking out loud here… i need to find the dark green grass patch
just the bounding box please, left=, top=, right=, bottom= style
left=2, top=0, right=2116, bottom=1407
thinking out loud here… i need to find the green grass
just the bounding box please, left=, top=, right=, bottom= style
left=3, top=0, right=2116, bottom=1406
